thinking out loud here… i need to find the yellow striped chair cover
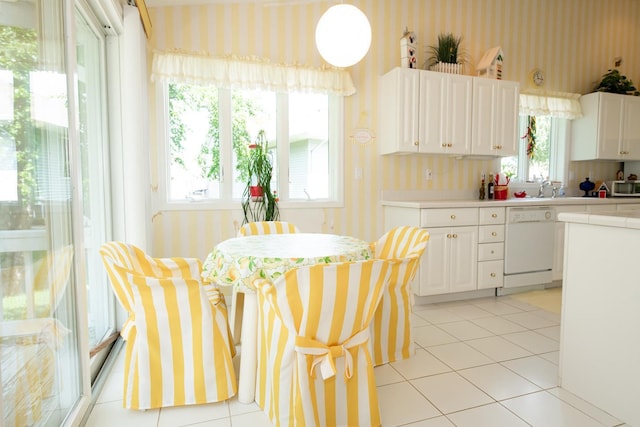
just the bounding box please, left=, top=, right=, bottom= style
left=255, top=259, right=397, bottom=427
left=99, top=242, right=237, bottom=410
left=237, top=221, right=301, bottom=236
left=231, top=221, right=301, bottom=343
left=370, top=226, right=430, bottom=366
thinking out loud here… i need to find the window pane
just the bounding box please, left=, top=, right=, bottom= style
left=288, top=92, right=329, bottom=200
left=527, top=115, right=551, bottom=181
left=1, top=0, right=83, bottom=424
left=231, top=89, right=276, bottom=198
left=167, top=83, right=220, bottom=201
left=76, top=7, right=112, bottom=352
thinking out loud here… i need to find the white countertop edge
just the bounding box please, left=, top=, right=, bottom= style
left=380, top=197, right=640, bottom=209
left=558, top=210, right=640, bottom=229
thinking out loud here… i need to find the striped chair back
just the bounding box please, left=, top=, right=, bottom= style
left=121, top=267, right=237, bottom=409
left=255, top=259, right=397, bottom=427
left=238, top=221, right=300, bottom=236
left=371, top=226, right=429, bottom=365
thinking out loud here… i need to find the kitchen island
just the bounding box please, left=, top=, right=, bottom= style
left=557, top=209, right=640, bottom=427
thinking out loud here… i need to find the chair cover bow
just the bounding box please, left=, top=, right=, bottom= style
left=295, top=328, right=370, bottom=381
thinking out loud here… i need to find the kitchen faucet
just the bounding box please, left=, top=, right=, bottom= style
left=538, top=180, right=552, bottom=198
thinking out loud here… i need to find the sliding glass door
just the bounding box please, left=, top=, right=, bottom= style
left=1, top=0, right=117, bottom=424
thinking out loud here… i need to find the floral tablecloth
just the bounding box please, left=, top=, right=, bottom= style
left=202, top=233, right=372, bottom=292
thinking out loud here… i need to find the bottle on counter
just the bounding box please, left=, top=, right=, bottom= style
left=479, top=178, right=486, bottom=200
left=487, top=174, right=495, bottom=200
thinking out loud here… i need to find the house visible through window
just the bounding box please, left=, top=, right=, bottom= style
left=163, top=82, right=337, bottom=205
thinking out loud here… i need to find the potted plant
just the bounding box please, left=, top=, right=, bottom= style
left=593, top=69, right=639, bottom=95
left=425, top=32, right=466, bottom=74
left=241, top=130, right=279, bottom=224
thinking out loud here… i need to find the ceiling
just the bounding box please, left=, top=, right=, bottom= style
left=144, top=0, right=325, bottom=7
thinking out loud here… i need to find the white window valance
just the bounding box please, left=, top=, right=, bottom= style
left=519, top=90, right=583, bottom=119
left=151, top=50, right=356, bottom=96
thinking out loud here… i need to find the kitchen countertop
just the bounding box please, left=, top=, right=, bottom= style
left=381, top=197, right=640, bottom=209
left=557, top=209, right=640, bottom=229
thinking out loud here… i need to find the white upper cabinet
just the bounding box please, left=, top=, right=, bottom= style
left=379, top=67, right=421, bottom=154
left=379, top=67, right=519, bottom=156
left=471, top=78, right=519, bottom=156
left=419, top=71, right=473, bottom=155
left=571, top=92, right=640, bottom=161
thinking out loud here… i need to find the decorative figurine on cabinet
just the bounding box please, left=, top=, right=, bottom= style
left=477, top=46, right=503, bottom=79
left=400, top=28, right=417, bottom=69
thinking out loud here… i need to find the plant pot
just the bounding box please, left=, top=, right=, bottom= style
left=429, top=62, right=463, bottom=75
left=249, top=185, right=264, bottom=201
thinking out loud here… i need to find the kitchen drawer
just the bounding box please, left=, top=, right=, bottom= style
left=478, top=242, right=504, bottom=261
left=478, top=260, right=504, bottom=289
left=478, top=225, right=504, bottom=243
left=479, top=207, right=505, bottom=224
left=420, top=208, right=479, bottom=227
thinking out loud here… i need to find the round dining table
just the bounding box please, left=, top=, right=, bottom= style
left=202, top=233, right=372, bottom=403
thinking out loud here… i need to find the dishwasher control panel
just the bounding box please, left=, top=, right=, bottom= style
left=507, top=207, right=555, bottom=223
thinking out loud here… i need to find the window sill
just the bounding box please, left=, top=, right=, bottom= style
left=158, top=199, right=343, bottom=211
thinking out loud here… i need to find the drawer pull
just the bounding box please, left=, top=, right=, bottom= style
left=447, top=234, right=452, bottom=238
left=490, top=250, right=495, bottom=254
left=490, top=273, right=496, bottom=277
left=491, top=232, right=497, bottom=236
left=450, top=214, right=456, bottom=220
left=414, top=141, right=419, bottom=146
left=491, top=213, right=498, bottom=218
left=452, top=233, right=458, bottom=238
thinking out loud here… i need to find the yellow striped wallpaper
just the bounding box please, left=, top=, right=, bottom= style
left=147, top=0, right=639, bottom=258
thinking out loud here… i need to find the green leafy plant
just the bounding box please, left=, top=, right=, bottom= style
left=241, top=130, right=279, bottom=224
left=594, top=69, right=639, bottom=95
left=426, top=33, right=466, bottom=66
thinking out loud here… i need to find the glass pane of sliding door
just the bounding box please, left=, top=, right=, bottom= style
left=0, top=0, right=85, bottom=425
left=75, top=2, right=114, bottom=378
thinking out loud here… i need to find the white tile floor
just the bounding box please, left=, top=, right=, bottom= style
left=85, top=291, right=629, bottom=427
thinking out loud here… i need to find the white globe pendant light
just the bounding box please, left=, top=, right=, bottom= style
left=315, top=4, right=372, bottom=68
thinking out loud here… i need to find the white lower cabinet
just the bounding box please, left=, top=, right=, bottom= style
left=419, top=225, right=477, bottom=296
left=477, top=207, right=505, bottom=289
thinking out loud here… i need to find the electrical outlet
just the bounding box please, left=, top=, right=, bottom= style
left=355, top=167, right=363, bottom=180
left=425, top=169, right=433, bottom=180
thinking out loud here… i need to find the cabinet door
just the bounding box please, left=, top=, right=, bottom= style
left=379, top=68, right=420, bottom=154
left=597, top=94, right=624, bottom=159
left=471, top=79, right=518, bottom=156
left=623, top=96, right=640, bottom=159
left=494, top=80, right=519, bottom=156
left=471, top=78, right=496, bottom=155
left=419, top=71, right=448, bottom=153
left=449, top=226, right=478, bottom=293
left=446, top=74, right=473, bottom=155
left=419, top=228, right=450, bottom=295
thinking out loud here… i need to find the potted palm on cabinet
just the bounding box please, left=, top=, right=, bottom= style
left=241, top=130, right=279, bottom=224
left=425, top=32, right=466, bottom=74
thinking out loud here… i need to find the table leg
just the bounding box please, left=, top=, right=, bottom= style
left=229, top=289, right=244, bottom=345
left=237, top=291, right=257, bottom=404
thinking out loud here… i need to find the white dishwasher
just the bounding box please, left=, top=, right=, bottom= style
left=500, top=206, right=555, bottom=294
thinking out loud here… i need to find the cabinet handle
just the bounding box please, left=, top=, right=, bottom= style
left=490, top=273, right=496, bottom=277
left=450, top=214, right=456, bottom=220
left=441, top=143, right=448, bottom=148
left=491, top=232, right=497, bottom=236
left=490, top=250, right=495, bottom=254
left=447, top=143, right=453, bottom=147
left=491, top=213, right=497, bottom=218
left=452, top=233, right=458, bottom=238
left=446, top=233, right=452, bottom=238
left=414, top=141, right=419, bottom=146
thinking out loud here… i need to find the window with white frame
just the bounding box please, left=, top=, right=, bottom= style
left=152, top=51, right=354, bottom=208
left=501, top=92, right=582, bottom=185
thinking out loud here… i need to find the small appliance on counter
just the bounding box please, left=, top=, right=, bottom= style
left=609, top=180, right=640, bottom=197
